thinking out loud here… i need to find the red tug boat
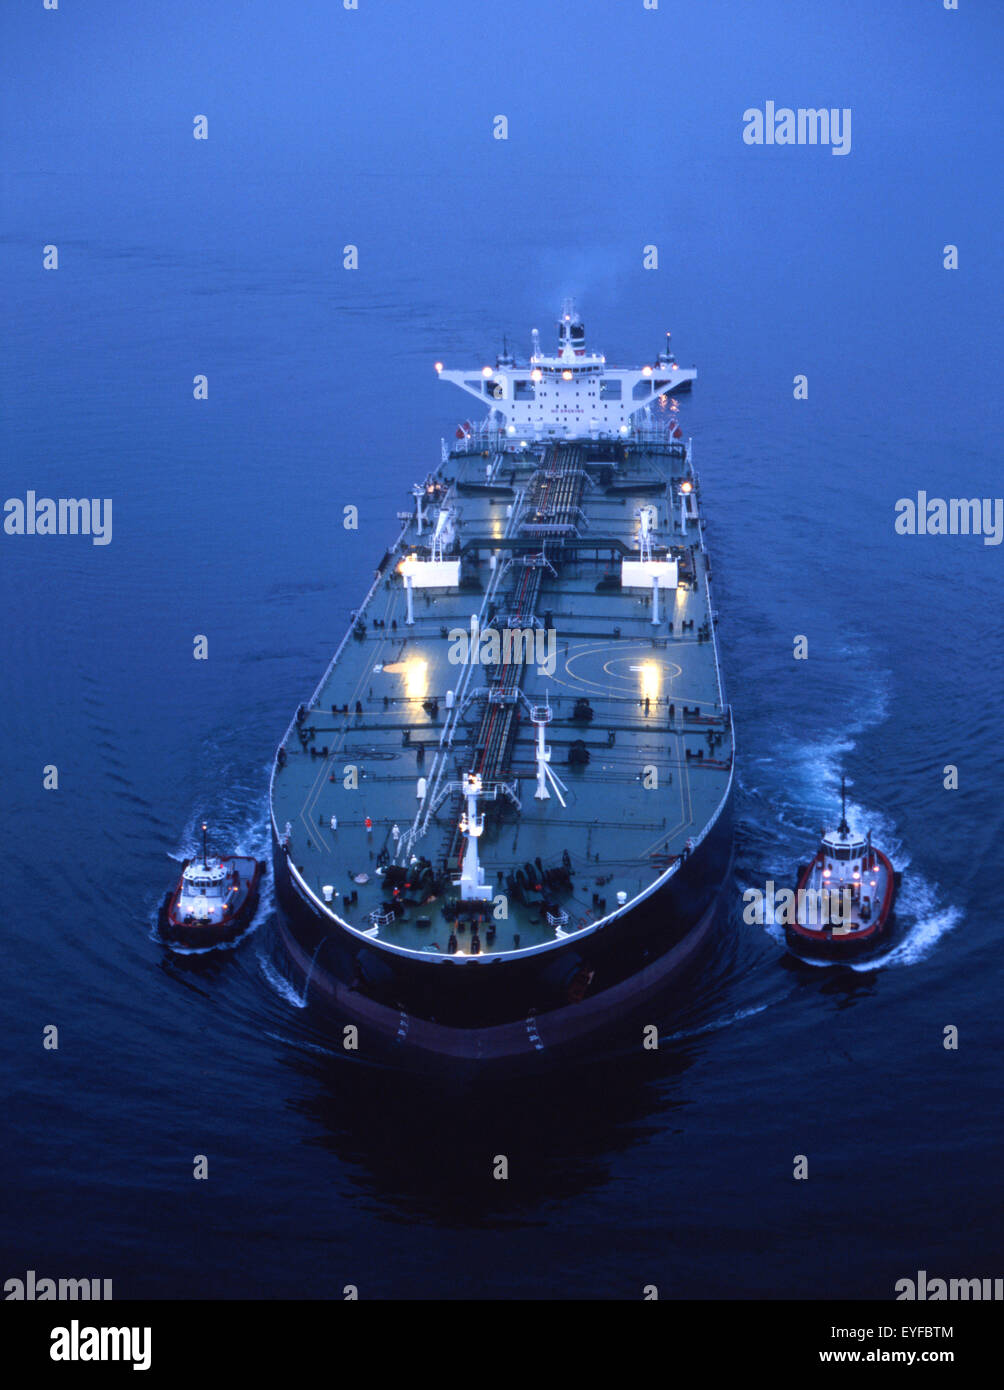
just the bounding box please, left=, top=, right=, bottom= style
left=785, top=778, right=900, bottom=961
left=159, top=823, right=266, bottom=949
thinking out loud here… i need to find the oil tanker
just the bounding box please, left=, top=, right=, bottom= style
left=269, top=301, right=734, bottom=1061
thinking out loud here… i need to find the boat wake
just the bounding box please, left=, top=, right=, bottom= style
left=256, top=950, right=308, bottom=1008
left=658, top=999, right=772, bottom=1044
left=261, top=1030, right=355, bottom=1062
left=847, top=878, right=963, bottom=972
left=738, top=659, right=962, bottom=971
left=168, top=776, right=273, bottom=864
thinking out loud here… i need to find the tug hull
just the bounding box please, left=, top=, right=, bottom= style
left=785, top=851, right=899, bottom=961
left=159, top=856, right=266, bottom=949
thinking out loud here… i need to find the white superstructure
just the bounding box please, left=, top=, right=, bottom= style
left=178, top=858, right=231, bottom=925
left=436, top=298, right=696, bottom=441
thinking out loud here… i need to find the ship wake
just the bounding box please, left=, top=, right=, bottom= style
left=738, top=661, right=962, bottom=970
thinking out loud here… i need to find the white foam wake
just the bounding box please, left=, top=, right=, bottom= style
left=256, top=949, right=308, bottom=1008
left=660, top=1000, right=771, bottom=1043
left=848, top=876, right=964, bottom=971
left=262, top=1030, right=342, bottom=1058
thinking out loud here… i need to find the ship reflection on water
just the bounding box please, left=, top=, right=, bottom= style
left=276, top=1028, right=699, bottom=1225
left=249, top=897, right=752, bottom=1224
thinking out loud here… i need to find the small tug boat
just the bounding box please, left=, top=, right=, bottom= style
left=785, top=779, right=900, bottom=961
left=159, top=823, right=266, bottom=949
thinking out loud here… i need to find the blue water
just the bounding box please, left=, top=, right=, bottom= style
left=3, top=0, right=1002, bottom=1299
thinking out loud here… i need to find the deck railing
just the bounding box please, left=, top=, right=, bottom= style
left=449, top=423, right=688, bottom=457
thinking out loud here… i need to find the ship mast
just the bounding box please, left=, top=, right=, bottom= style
left=837, top=777, right=850, bottom=837
left=529, top=696, right=568, bottom=805
left=457, top=773, right=493, bottom=902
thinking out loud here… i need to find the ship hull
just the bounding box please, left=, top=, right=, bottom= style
left=270, top=786, right=732, bottom=1050
left=268, top=311, right=729, bottom=1062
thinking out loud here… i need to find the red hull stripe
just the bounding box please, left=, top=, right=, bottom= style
left=788, top=848, right=896, bottom=942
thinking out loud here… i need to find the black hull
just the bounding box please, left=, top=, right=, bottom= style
left=270, top=789, right=733, bottom=1050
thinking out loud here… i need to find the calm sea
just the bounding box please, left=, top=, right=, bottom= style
left=2, top=0, right=1001, bottom=1298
